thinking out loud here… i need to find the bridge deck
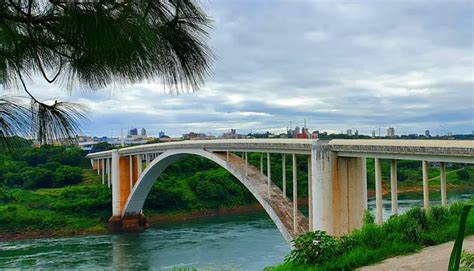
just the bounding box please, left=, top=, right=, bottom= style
left=87, top=139, right=473, bottom=164
left=215, top=152, right=309, bottom=239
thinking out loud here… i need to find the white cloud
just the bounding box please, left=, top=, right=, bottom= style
left=3, top=0, right=472, bottom=137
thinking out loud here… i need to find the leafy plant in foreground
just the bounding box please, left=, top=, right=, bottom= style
left=460, top=250, right=474, bottom=270
left=285, top=231, right=339, bottom=265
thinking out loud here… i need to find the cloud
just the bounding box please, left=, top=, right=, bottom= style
left=4, top=0, right=472, bottom=137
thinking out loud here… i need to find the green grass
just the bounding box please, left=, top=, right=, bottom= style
left=270, top=201, right=474, bottom=271
left=0, top=183, right=111, bottom=232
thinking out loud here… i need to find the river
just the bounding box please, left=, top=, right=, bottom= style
left=0, top=189, right=472, bottom=270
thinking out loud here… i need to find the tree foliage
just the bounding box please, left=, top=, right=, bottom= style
left=0, top=0, right=213, bottom=145
left=0, top=145, right=85, bottom=189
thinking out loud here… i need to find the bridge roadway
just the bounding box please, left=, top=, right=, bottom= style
left=88, top=139, right=474, bottom=162
left=87, top=139, right=474, bottom=242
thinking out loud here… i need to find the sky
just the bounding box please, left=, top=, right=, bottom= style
left=7, top=0, right=474, bottom=137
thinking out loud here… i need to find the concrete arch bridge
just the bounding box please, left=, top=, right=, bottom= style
left=87, top=139, right=474, bottom=243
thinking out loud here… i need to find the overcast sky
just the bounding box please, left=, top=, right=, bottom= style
left=10, top=0, right=474, bottom=137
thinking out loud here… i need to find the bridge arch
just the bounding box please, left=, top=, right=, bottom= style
left=122, top=148, right=296, bottom=243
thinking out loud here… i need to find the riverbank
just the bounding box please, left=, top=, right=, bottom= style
left=2, top=185, right=474, bottom=243
left=0, top=203, right=271, bottom=242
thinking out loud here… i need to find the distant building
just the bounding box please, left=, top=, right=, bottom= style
left=293, top=126, right=300, bottom=137
left=387, top=127, right=395, bottom=138
left=346, top=129, right=352, bottom=136
left=128, top=128, right=138, bottom=136
left=223, top=129, right=241, bottom=139
left=425, top=130, right=431, bottom=137
left=158, top=131, right=166, bottom=138
left=183, top=132, right=210, bottom=140
left=372, top=130, right=376, bottom=138
left=141, top=128, right=147, bottom=136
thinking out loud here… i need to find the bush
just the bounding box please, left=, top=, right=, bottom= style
left=20, top=167, right=54, bottom=189
left=53, top=165, right=83, bottom=187
left=356, top=223, right=384, bottom=249
left=285, top=231, right=339, bottom=265
left=363, top=209, right=375, bottom=225
left=457, top=169, right=470, bottom=180
left=428, top=206, right=450, bottom=225
left=461, top=250, right=474, bottom=270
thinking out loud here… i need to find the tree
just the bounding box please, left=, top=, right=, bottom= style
left=53, top=165, right=82, bottom=187
left=456, top=169, right=470, bottom=181
left=0, top=0, right=212, bottom=146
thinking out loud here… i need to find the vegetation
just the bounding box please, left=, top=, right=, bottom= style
left=0, top=144, right=473, bottom=246
left=461, top=250, right=474, bottom=270
left=0, top=145, right=86, bottom=189
left=0, top=185, right=111, bottom=232
left=271, top=203, right=474, bottom=270
left=0, top=0, right=212, bottom=146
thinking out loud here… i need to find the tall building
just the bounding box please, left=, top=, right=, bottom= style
left=141, top=128, right=147, bottom=136
left=424, top=130, right=430, bottom=137
left=387, top=127, right=395, bottom=138
left=346, top=129, right=352, bottom=136
left=372, top=130, right=376, bottom=138
left=128, top=128, right=138, bottom=136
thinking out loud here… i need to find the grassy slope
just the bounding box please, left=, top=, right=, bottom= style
left=0, top=169, right=110, bottom=236
left=270, top=201, right=474, bottom=270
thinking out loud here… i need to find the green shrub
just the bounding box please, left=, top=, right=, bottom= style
left=362, top=209, right=375, bottom=225
left=461, top=250, right=474, bottom=270
left=356, top=223, right=384, bottom=249
left=285, top=231, right=339, bottom=265
left=53, top=165, right=83, bottom=187
left=428, top=205, right=450, bottom=225
left=457, top=169, right=470, bottom=180
left=405, top=207, right=428, bottom=230
left=337, top=235, right=358, bottom=253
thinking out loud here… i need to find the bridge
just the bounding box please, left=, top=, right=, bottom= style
left=87, top=139, right=474, bottom=243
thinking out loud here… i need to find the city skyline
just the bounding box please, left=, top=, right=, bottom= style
left=2, top=1, right=472, bottom=137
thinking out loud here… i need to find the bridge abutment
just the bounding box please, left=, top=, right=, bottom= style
left=311, top=143, right=367, bottom=236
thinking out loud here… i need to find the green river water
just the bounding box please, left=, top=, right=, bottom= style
left=0, top=189, right=472, bottom=270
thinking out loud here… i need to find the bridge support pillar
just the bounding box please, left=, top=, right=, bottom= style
left=440, top=162, right=447, bottom=207
left=375, top=158, right=383, bottom=224
left=390, top=159, right=398, bottom=215
left=422, top=160, right=429, bottom=209
left=311, top=143, right=367, bottom=236
left=108, top=151, right=148, bottom=232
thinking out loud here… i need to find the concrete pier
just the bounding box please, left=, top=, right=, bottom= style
left=390, top=159, right=398, bottom=215
left=374, top=158, right=383, bottom=224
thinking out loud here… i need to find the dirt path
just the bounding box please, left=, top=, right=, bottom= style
left=359, top=236, right=474, bottom=271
